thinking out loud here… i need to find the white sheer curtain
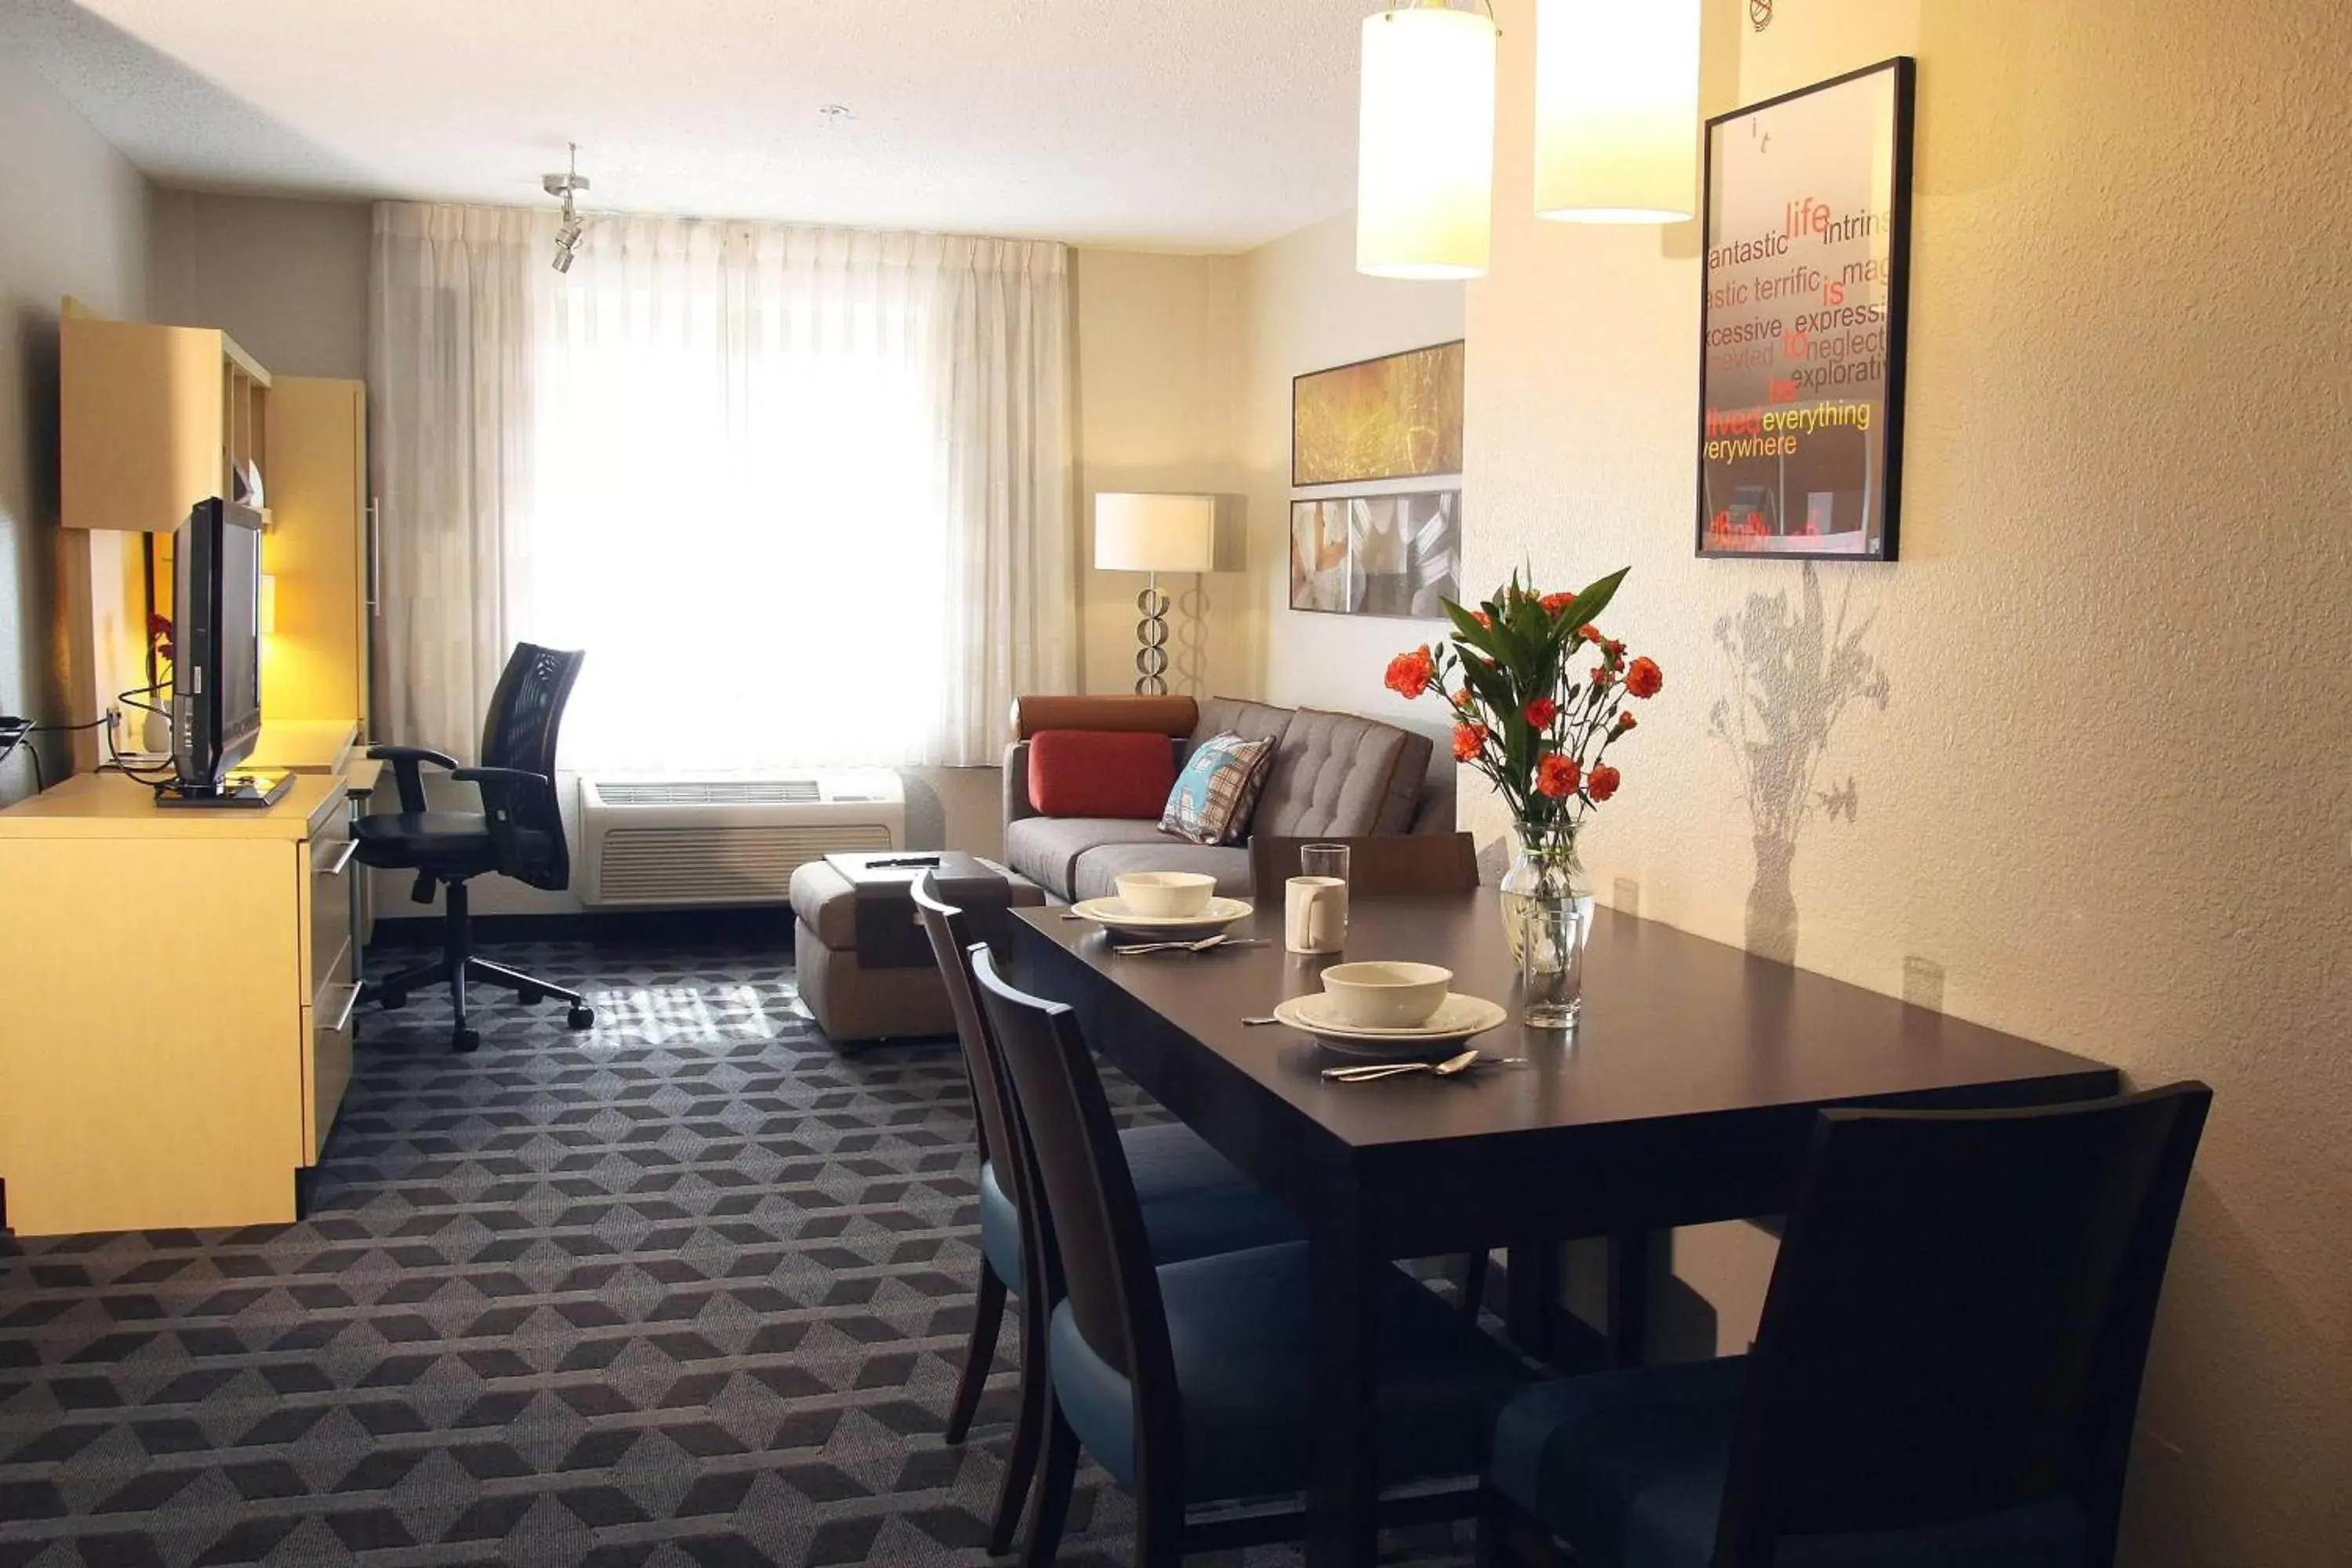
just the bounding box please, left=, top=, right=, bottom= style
left=370, top=203, right=1074, bottom=768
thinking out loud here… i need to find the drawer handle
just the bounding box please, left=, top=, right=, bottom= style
left=328, top=982, right=363, bottom=1034
left=321, top=840, right=360, bottom=877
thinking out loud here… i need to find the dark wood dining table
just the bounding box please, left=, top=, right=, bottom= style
left=1004, top=895, right=2120, bottom=1566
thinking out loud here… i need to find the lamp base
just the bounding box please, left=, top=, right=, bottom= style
left=1132, top=577, right=1171, bottom=695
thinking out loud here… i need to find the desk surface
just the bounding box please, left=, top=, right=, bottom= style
left=0, top=769, right=341, bottom=840
left=247, top=718, right=358, bottom=774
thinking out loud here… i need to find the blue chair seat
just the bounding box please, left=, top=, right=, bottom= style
left=1051, top=1240, right=1530, bottom=1503
left=1490, top=1357, right=2091, bottom=1568
left=978, top=1120, right=1300, bottom=1287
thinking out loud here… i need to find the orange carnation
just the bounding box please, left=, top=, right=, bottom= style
left=1452, top=722, right=1489, bottom=761
left=1624, top=656, right=1664, bottom=699
left=1541, top=592, right=1575, bottom=614
left=1615, top=710, right=1638, bottom=733
left=1524, top=696, right=1559, bottom=730
left=1536, top=753, right=1581, bottom=799
left=1385, top=646, right=1436, bottom=700
left=1586, top=763, right=1621, bottom=802
left=1577, top=624, right=1603, bottom=644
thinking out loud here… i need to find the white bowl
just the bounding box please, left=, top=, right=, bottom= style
left=1115, top=871, right=1218, bottom=919
left=1318, top=960, right=1454, bottom=1029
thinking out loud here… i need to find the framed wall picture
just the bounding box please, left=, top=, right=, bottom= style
left=1289, top=491, right=1461, bottom=617
left=1697, top=57, right=1915, bottom=561
left=1293, top=340, right=1466, bottom=487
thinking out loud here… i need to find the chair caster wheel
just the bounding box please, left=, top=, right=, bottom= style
left=452, top=1028, right=481, bottom=1054
left=565, top=1004, right=595, bottom=1031
left=517, top=987, right=544, bottom=1006
left=381, top=988, right=408, bottom=1011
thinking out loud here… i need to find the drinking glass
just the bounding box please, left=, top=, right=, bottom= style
left=1520, top=905, right=1584, bottom=1030
left=1299, top=842, right=1350, bottom=884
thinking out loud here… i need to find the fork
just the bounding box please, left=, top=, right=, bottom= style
left=1111, top=934, right=1261, bottom=956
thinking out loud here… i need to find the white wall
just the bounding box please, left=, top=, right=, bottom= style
left=147, top=190, right=371, bottom=379
left=1453, top=1, right=2352, bottom=1562
left=1072, top=247, right=1252, bottom=699
left=0, top=50, right=151, bottom=805
left=1240, top=211, right=1465, bottom=733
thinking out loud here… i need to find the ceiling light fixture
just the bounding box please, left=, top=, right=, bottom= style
left=543, top=143, right=592, bottom=274
left=1534, top=0, right=1703, bottom=224
left=1356, top=0, right=1498, bottom=281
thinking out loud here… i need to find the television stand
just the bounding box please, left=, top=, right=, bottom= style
left=153, top=771, right=294, bottom=808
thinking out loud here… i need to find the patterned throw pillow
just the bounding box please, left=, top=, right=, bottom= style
left=1160, top=732, right=1277, bottom=846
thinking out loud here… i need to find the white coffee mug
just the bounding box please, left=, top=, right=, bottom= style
left=1285, top=875, right=1348, bottom=955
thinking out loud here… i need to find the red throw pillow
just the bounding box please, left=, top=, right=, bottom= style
left=1028, top=729, right=1178, bottom=819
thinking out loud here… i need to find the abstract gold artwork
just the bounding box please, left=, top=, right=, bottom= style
left=1292, top=340, right=1466, bottom=487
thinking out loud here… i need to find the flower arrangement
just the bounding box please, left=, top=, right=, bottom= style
left=1382, top=567, right=1661, bottom=843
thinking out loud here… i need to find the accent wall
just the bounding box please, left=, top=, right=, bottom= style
left=1457, top=1, right=2350, bottom=1563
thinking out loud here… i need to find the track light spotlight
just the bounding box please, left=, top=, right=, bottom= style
left=542, top=143, right=593, bottom=274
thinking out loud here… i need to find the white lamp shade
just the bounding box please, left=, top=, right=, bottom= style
left=1093, top=493, right=1216, bottom=573
left=1534, top=0, right=1701, bottom=224
left=1356, top=5, right=1497, bottom=280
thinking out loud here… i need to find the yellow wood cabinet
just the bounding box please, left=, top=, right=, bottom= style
left=0, top=772, right=359, bottom=1235
left=262, top=378, right=372, bottom=735
left=62, top=315, right=272, bottom=532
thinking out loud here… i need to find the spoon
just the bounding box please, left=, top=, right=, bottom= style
left=1323, top=1047, right=1484, bottom=1083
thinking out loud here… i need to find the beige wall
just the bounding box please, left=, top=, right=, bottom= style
left=1450, top=0, right=2351, bottom=1563
left=147, top=190, right=372, bottom=380
left=1240, top=211, right=1465, bottom=734
left=1071, top=246, right=1252, bottom=699
left=0, top=50, right=150, bottom=806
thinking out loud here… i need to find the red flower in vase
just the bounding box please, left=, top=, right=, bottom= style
left=1523, top=696, right=1559, bottom=730
left=1624, top=657, right=1664, bottom=699
left=1586, top=764, right=1622, bottom=802
left=1384, top=646, right=1436, bottom=699
left=1536, top=753, right=1581, bottom=798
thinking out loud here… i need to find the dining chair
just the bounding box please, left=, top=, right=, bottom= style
left=911, top=875, right=1303, bottom=1555
left=1479, top=1082, right=2213, bottom=1568
left=1247, top=830, right=1481, bottom=899
left=968, top=943, right=1533, bottom=1566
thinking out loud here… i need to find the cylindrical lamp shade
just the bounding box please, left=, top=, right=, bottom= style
left=1356, top=5, right=1498, bottom=280
left=1093, top=493, right=1216, bottom=573
left=1534, top=0, right=1702, bottom=224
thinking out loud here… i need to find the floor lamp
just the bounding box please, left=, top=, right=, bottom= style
left=1093, top=492, right=1215, bottom=695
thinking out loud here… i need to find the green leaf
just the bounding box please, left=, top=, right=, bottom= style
left=1442, top=598, right=1497, bottom=659
left=1549, top=568, right=1630, bottom=638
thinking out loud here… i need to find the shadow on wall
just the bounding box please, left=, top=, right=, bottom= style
left=1708, top=565, right=1890, bottom=965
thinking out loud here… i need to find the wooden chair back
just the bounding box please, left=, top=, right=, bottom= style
left=968, top=946, right=1185, bottom=1486
left=1248, top=832, right=1479, bottom=898
left=911, top=875, right=1020, bottom=1182
left=1717, top=1083, right=2213, bottom=1567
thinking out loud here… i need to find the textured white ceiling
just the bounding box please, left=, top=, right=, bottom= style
left=6, top=0, right=1377, bottom=252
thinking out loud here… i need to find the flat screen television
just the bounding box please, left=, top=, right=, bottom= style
left=165, top=497, right=276, bottom=802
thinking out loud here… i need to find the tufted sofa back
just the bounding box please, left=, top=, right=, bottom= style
left=1245, top=708, right=1432, bottom=838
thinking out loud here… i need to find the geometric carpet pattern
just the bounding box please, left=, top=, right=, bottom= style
left=0, top=942, right=1472, bottom=1567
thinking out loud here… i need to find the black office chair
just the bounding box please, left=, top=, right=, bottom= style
left=356, top=643, right=594, bottom=1053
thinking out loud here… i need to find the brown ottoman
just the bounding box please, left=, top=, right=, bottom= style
left=789, top=852, right=1044, bottom=1044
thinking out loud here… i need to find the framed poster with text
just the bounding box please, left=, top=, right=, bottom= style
left=1697, top=57, right=1915, bottom=561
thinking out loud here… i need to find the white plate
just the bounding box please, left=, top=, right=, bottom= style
left=1272, top=992, right=1508, bottom=1060
left=1069, top=895, right=1254, bottom=938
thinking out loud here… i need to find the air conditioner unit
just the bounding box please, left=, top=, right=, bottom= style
left=578, top=771, right=905, bottom=908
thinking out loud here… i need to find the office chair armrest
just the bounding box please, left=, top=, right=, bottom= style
left=367, top=744, right=462, bottom=813
left=451, top=765, right=557, bottom=880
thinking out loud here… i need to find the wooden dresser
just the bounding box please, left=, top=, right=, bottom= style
left=0, top=771, right=361, bottom=1235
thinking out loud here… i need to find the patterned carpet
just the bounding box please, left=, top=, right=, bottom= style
left=0, top=942, right=1472, bottom=1567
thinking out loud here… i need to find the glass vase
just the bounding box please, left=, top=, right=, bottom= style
left=1499, top=817, right=1593, bottom=974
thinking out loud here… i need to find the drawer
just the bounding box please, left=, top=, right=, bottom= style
left=307, top=812, right=358, bottom=996
left=305, top=949, right=361, bottom=1164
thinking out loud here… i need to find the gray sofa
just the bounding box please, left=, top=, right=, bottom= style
left=1001, top=694, right=1455, bottom=902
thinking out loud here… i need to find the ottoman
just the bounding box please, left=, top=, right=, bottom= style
left=789, top=851, right=1044, bottom=1044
